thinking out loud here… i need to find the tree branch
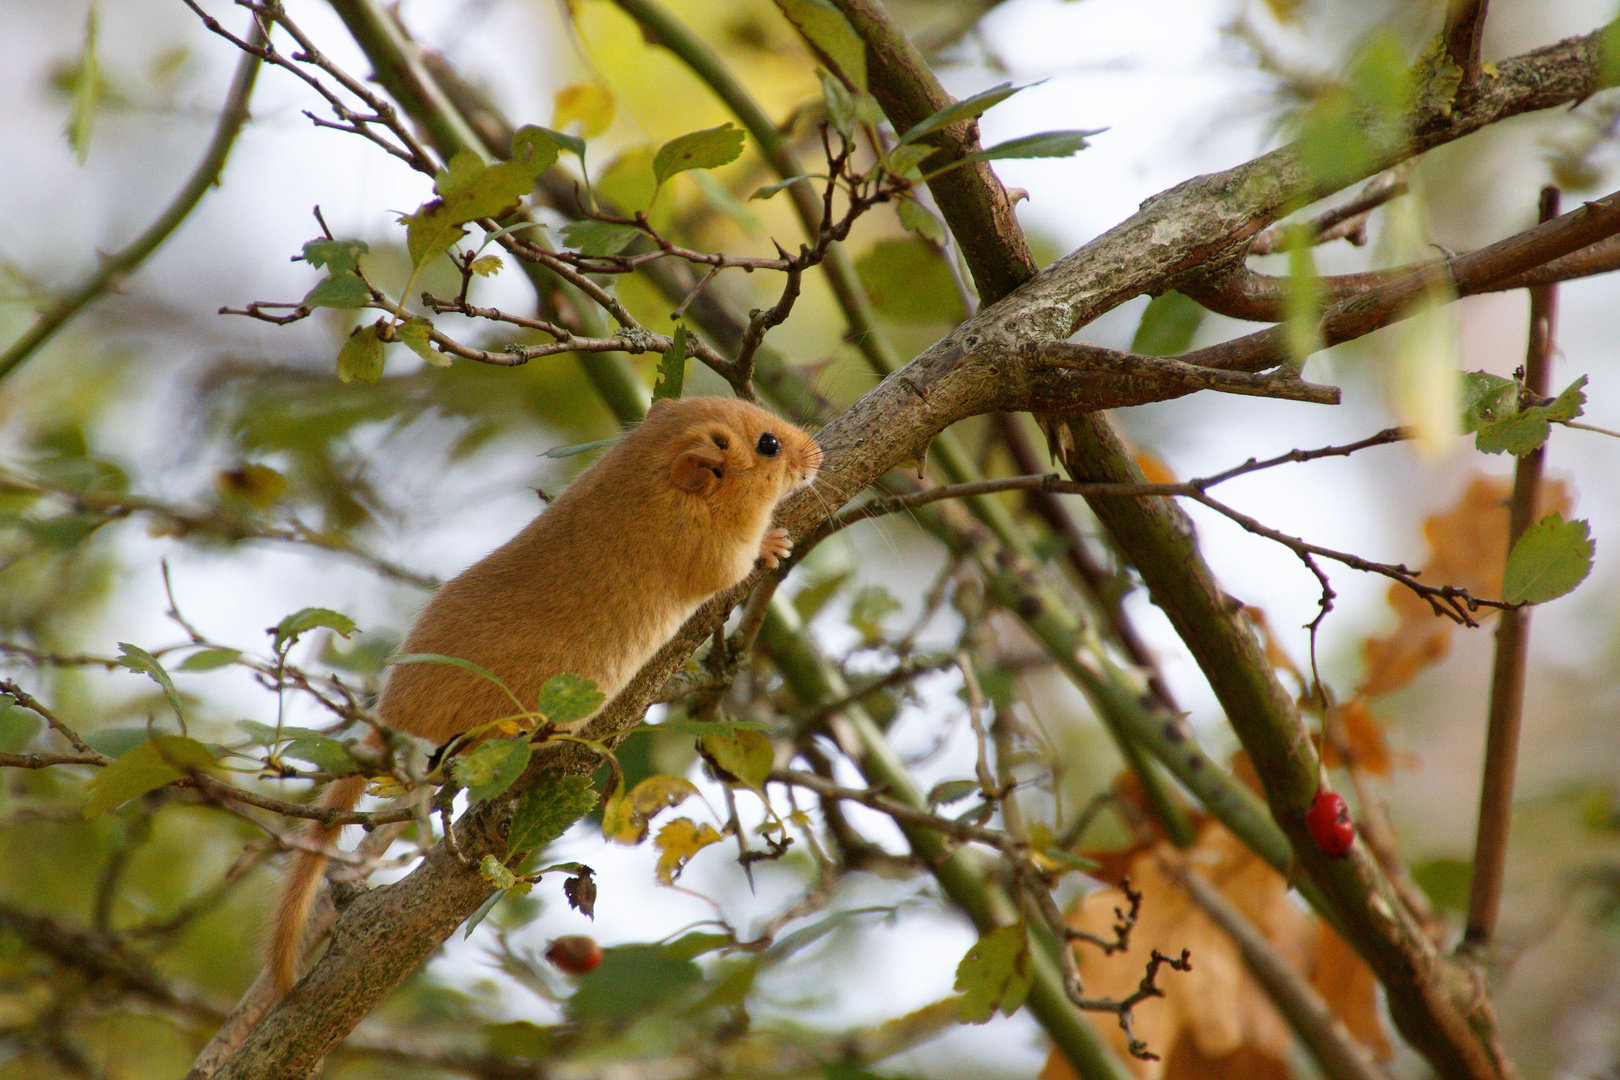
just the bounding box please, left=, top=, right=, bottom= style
left=1443, top=1, right=1491, bottom=89
left=1183, top=195, right=1620, bottom=326
left=1464, top=186, right=1560, bottom=951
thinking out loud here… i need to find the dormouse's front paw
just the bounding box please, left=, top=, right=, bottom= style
left=757, top=527, right=792, bottom=569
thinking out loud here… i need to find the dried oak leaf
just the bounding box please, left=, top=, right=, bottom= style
left=1043, top=820, right=1388, bottom=1079
left=1331, top=475, right=1571, bottom=773
left=1359, top=474, right=1569, bottom=698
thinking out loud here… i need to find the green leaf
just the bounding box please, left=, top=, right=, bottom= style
left=774, top=0, right=866, bottom=90
left=1411, top=857, right=1473, bottom=912
left=699, top=729, right=774, bottom=792
left=484, top=1019, right=553, bottom=1059
left=66, top=3, right=100, bottom=162
left=855, top=239, right=967, bottom=325
left=175, top=648, right=241, bottom=672
left=635, top=718, right=771, bottom=737
left=896, top=198, right=946, bottom=245
left=274, top=607, right=358, bottom=650
left=653, top=124, right=747, bottom=185
left=396, top=317, right=450, bottom=367
left=401, top=204, right=469, bottom=270
left=1039, top=847, right=1101, bottom=872
left=1293, top=31, right=1412, bottom=189
left=688, top=957, right=759, bottom=1013
left=115, top=643, right=184, bottom=723
left=793, top=568, right=851, bottom=622
left=508, top=773, right=600, bottom=855
left=336, top=324, right=386, bottom=384
left=535, top=673, right=605, bottom=724
left=1131, top=291, right=1204, bottom=356
left=1502, top=513, right=1594, bottom=605
left=653, top=324, right=688, bottom=402
left=515, top=124, right=579, bottom=162
left=595, top=146, right=659, bottom=214
left=1476, top=374, right=1589, bottom=455
left=749, top=175, right=811, bottom=201
left=566, top=944, right=702, bottom=1023
left=664, top=931, right=732, bottom=961
left=0, top=695, right=41, bottom=754
left=958, top=128, right=1102, bottom=165
left=1460, top=370, right=1519, bottom=433
left=303, top=271, right=371, bottom=310
left=283, top=735, right=360, bottom=775
left=559, top=219, right=643, bottom=257
left=818, top=69, right=856, bottom=136
left=86, top=728, right=157, bottom=758
left=462, top=888, right=505, bottom=939
left=954, top=923, right=1032, bottom=1023
left=927, top=779, right=980, bottom=807
left=542, top=436, right=620, bottom=459
left=848, top=584, right=902, bottom=643
left=884, top=144, right=935, bottom=181
left=481, top=853, right=518, bottom=890
left=469, top=255, right=503, bottom=277
left=1546, top=375, right=1589, bottom=422
left=400, top=138, right=558, bottom=269
left=84, top=735, right=217, bottom=817
left=1284, top=235, right=1323, bottom=365
left=236, top=720, right=328, bottom=746
left=896, top=83, right=1021, bottom=147
left=302, top=238, right=369, bottom=273
left=452, top=738, right=533, bottom=803
left=1475, top=408, right=1551, bottom=456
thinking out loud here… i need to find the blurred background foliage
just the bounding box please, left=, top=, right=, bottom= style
left=2, top=0, right=1620, bottom=1077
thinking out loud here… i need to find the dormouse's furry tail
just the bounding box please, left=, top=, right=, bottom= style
left=267, top=771, right=368, bottom=995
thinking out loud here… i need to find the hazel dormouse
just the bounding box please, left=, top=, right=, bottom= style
left=268, top=396, right=821, bottom=993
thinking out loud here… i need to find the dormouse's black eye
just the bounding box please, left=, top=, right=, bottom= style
left=711, top=434, right=729, bottom=449
left=757, top=432, right=782, bottom=457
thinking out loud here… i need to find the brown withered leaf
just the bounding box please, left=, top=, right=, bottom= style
left=1321, top=697, right=1394, bottom=776
left=1359, top=475, right=1569, bottom=698
left=1306, top=916, right=1390, bottom=1058
left=1046, top=819, right=1388, bottom=1079
left=1241, top=605, right=1307, bottom=691
left=1339, top=475, right=1572, bottom=770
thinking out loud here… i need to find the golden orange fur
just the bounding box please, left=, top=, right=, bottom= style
left=267, top=397, right=819, bottom=993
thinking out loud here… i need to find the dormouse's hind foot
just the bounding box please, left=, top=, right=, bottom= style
left=758, top=527, right=792, bottom=568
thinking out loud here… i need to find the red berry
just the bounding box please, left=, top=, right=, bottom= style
left=1306, top=790, right=1355, bottom=858
left=545, top=935, right=604, bottom=975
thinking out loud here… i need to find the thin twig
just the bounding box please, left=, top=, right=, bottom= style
left=0, top=15, right=265, bottom=382
left=1443, top=0, right=1490, bottom=88
left=1464, top=185, right=1560, bottom=951
left=1249, top=172, right=1410, bottom=256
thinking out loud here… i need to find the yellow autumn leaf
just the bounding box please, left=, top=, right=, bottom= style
left=654, top=817, right=723, bottom=884
left=603, top=774, right=700, bottom=845
left=553, top=83, right=615, bottom=138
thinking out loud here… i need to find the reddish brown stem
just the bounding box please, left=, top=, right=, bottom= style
left=1464, top=186, right=1560, bottom=949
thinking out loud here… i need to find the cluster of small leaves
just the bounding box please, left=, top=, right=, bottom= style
left=1462, top=370, right=1588, bottom=456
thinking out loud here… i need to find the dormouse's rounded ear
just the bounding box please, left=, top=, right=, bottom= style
left=671, top=445, right=725, bottom=494
left=648, top=397, right=674, bottom=415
